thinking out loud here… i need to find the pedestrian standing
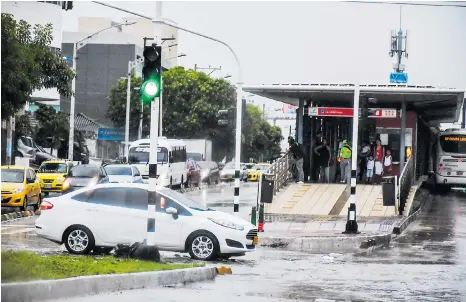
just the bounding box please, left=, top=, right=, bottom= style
left=314, top=138, right=331, bottom=183
left=383, top=150, right=393, bottom=176
left=372, top=139, right=385, bottom=184
left=366, top=155, right=375, bottom=184
left=339, top=140, right=352, bottom=183
left=288, top=136, right=304, bottom=184
left=359, top=141, right=371, bottom=182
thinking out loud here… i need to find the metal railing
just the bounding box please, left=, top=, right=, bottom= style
left=266, top=152, right=291, bottom=196
left=398, top=155, right=414, bottom=215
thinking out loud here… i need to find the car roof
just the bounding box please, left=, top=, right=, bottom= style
left=72, top=183, right=174, bottom=195
left=105, top=164, right=133, bottom=168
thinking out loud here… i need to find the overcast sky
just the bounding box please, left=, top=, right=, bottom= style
left=62, top=1, right=466, bottom=87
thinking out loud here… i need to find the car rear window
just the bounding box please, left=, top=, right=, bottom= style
left=69, top=165, right=99, bottom=177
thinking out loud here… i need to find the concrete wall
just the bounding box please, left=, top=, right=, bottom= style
left=60, top=43, right=137, bottom=124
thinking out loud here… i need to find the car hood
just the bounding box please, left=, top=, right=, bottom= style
left=1, top=182, right=24, bottom=192
left=194, top=209, right=255, bottom=229
left=68, top=177, right=96, bottom=187
left=108, top=175, right=133, bottom=183
left=37, top=173, right=67, bottom=179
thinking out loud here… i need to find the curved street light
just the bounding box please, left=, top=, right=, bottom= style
left=68, top=21, right=137, bottom=161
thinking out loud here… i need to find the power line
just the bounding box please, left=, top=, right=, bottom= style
left=346, top=1, right=466, bottom=8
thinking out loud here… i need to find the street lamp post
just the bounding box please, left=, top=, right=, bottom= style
left=68, top=22, right=136, bottom=161
left=153, top=19, right=243, bottom=215
left=124, top=57, right=145, bottom=160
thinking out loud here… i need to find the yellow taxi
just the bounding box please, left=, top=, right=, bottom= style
left=1, top=165, right=42, bottom=210
left=36, top=160, right=74, bottom=195
left=247, top=163, right=272, bottom=181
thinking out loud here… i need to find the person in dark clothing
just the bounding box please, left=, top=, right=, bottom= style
left=288, top=136, right=304, bottom=184
left=314, top=138, right=331, bottom=183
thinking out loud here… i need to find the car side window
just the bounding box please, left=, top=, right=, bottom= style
left=156, top=194, right=190, bottom=216
left=125, top=188, right=147, bottom=210
left=85, top=188, right=127, bottom=207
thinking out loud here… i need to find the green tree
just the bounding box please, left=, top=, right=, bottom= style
left=242, top=104, right=283, bottom=162
left=14, top=112, right=34, bottom=137
left=106, top=76, right=150, bottom=140
left=33, top=104, right=69, bottom=149
left=1, top=13, right=75, bottom=120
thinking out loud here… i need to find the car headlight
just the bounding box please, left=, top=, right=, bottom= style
left=57, top=177, right=65, bottom=182
left=220, top=171, right=225, bottom=176
left=208, top=218, right=244, bottom=231
left=14, top=187, right=24, bottom=194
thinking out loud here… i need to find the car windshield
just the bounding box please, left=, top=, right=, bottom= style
left=1, top=169, right=25, bottom=183
left=105, top=166, right=132, bottom=176
left=224, top=162, right=235, bottom=169
left=198, top=161, right=213, bottom=169
left=128, top=146, right=168, bottom=163
left=38, top=163, right=68, bottom=173
left=159, top=188, right=210, bottom=211
left=253, top=165, right=270, bottom=171
left=69, top=166, right=99, bottom=178
left=440, top=135, right=466, bottom=154
left=187, top=152, right=203, bottom=161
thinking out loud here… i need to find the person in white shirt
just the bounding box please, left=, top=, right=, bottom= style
left=383, top=150, right=393, bottom=176
left=366, top=155, right=375, bottom=184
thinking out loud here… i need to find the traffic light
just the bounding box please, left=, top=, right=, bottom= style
left=217, top=110, right=230, bottom=127
left=141, top=44, right=162, bottom=103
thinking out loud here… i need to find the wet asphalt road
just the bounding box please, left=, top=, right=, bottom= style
left=2, top=186, right=466, bottom=301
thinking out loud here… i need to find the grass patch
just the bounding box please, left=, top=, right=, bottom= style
left=1, top=250, right=204, bottom=283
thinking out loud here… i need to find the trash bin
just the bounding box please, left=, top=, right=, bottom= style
left=260, top=173, right=275, bottom=204
left=382, top=176, right=396, bottom=206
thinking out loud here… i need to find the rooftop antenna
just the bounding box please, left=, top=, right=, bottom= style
left=389, top=6, right=408, bottom=73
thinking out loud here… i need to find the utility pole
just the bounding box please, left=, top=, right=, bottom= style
left=194, top=64, right=222, bottom=76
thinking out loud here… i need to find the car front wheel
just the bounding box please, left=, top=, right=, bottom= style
left=64, top=226, right=95, bottom=255
left=187, top=232, right=219, bottom=261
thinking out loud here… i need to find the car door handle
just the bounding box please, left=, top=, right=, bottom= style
left=86, top=208, right=98, bottom=212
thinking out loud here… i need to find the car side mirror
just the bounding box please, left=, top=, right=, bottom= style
left=166, top=207, right=178, bottom=218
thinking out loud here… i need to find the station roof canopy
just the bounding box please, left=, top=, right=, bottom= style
left=243, top=83, right=465, bottom=126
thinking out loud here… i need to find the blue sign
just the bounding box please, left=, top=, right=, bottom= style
left=63, top=56, right=72, bottom=62
left=97, top=128, right=125, bottom=141
left=390, top=72, right=408, bottom=84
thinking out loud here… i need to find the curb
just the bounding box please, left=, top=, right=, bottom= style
left=392, top=188, right=433, bottom=235
left=174, top=181, right=236, bottom=194
left=259, top=233, right=392, bottom=254
left=1, top=210, right=40, bottom=222
left=1, top=267, right=218, bottom=302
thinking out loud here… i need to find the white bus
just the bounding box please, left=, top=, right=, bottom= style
left=128, top=137, right=188, bottom=187
left=432, top=128, right=466, bottom=191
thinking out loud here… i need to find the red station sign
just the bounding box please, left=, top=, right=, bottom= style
left=308, top=107, right=397, bottom=118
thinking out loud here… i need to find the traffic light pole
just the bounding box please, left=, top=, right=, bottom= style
left=153, top=19, right=244, bottom=216
left=147, top=98, right=159, bottom=246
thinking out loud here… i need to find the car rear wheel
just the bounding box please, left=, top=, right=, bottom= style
left=187, top=232, right=219, bottom=261
left=64, top=226, right=95, bottom=255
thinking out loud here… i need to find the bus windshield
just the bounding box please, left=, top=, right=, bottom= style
left=128, top=146, right=168, bottom=164
left=440, top=135, right=466, bottom=154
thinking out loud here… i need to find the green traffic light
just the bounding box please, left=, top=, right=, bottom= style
left=140, top=76, right=161, bottom=103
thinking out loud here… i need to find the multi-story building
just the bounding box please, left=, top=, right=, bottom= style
left=60, top=17, right=180, bottom=125
left=1, top=1, right=66, bottom=112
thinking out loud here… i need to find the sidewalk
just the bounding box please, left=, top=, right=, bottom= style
left=258, top=216, right=403, bottom=254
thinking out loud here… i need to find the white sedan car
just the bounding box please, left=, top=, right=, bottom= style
left=104, top=164, right=143, bottom=183
left=35, top=183, right=258, bottom=261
